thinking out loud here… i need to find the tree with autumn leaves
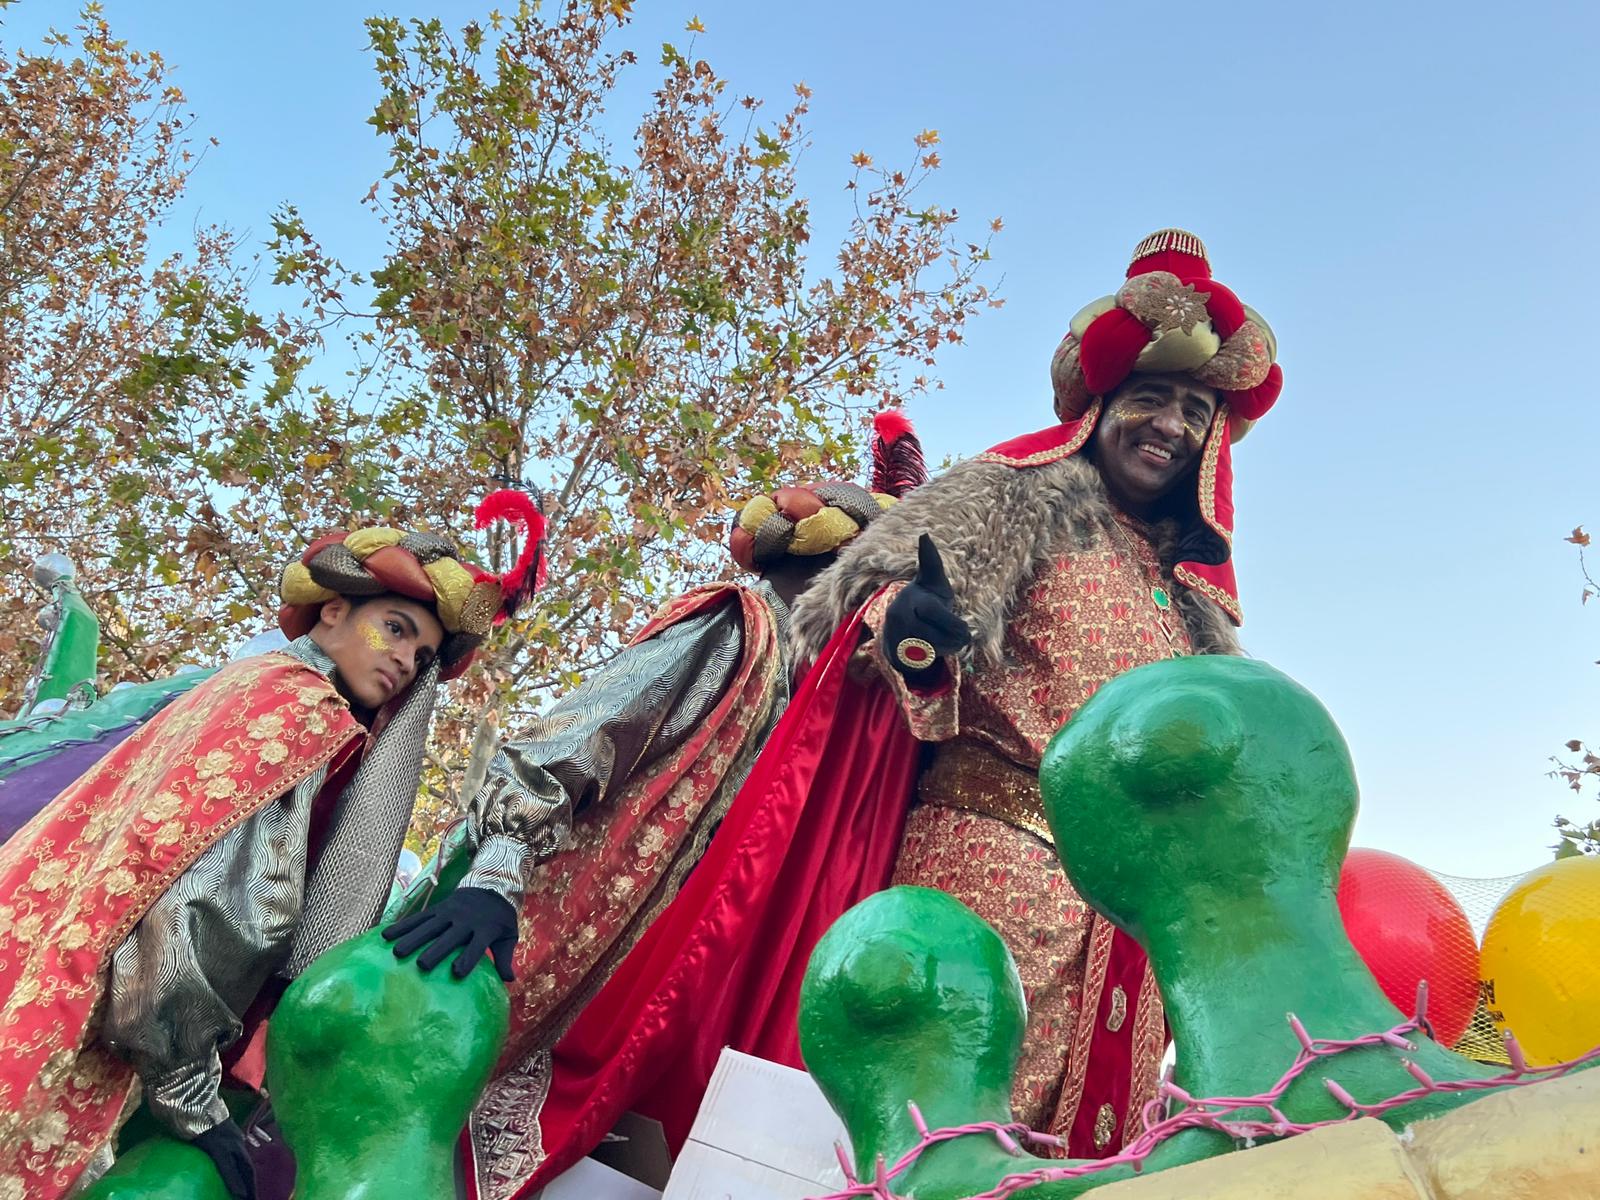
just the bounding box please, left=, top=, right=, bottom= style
left=0, top=4, right=299, bottom=689
left=0, top=2, right=998, bottom=848
left=1553, top=525, right=1600, bottom=857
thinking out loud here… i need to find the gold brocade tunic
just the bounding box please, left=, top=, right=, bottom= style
left=867, top=512, right=1186, bottom=1149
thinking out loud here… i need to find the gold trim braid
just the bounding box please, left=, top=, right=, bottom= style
left=976, top=400, right=1102, bottom=469
left=1195, top=404, right=1231, bottom=545
left=1173, top=563, right=1242, bottom=623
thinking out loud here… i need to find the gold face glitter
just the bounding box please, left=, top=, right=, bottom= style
left=1105, top=395, right=1210, bottom=450
left=360, top=620, right=392, bottom=653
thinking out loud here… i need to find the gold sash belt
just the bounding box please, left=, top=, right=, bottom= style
left=917, top=739, right=1055, bottom=846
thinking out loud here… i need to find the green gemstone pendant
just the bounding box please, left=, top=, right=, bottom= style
left=1151, top=586, right=1171, bottom=610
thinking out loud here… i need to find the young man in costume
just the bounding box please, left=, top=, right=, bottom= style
left=517, top=229, right=1284, bottom=1189
left=0, top=494, right=545, bottom=1200
left=386, top=417, right=926, bottom=1199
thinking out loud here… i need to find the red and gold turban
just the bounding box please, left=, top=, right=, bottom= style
left=1049, top=228, right=1282, bottom=441
left=729, top=482, right=893, bottom=571
left=980, top=230, right=1283, bottom=624
left=728, top=410, right=928, bottom=572
left=277, top=490, right=546, bottom=680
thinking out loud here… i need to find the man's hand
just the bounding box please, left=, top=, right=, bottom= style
left=193, top=1119, right=256, bottom=1200
left=382, top=885, right=518, bottom=981
left=882, top=534, right=971, bottom=682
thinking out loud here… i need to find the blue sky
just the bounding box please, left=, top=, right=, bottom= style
left=7, top=1, right=1598, bottom=875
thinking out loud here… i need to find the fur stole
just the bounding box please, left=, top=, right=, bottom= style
left=790, top=453, right=1240, bottom=665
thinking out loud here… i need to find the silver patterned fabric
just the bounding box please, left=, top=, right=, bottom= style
left=284, top=652, right=439, bottom=976
left=102, top=760, right=330, bottom=1138
left=465, top=591, right=758, bottom=901
left=102, top=636, right=438, bottom=1140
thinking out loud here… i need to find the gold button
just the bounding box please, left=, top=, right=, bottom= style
left=1093, top=1102, right=1117, bottom=1149
left=1106, top=984, right=1127, bottom=1033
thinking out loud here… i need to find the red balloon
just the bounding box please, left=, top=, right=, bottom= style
left=1337, top=848, right=1480, bottom=1047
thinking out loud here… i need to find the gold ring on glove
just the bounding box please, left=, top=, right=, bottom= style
left=895, top=637, right=938, bottom=670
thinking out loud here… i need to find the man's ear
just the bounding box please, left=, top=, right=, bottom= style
left=317, top=596, right=351, bottom=629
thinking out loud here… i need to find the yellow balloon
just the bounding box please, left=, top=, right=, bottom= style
left=1481, top=855, right=1600, bottom=1066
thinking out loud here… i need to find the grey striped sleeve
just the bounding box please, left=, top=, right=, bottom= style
left=460, top=599, right=745, bottom=906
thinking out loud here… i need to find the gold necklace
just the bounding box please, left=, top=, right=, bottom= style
left=1107, top=515, right=1186, bottom=656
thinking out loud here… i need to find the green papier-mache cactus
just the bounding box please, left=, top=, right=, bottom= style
left=801, top=655, right=1514, bottom=1197
left=84, top=928, right=509, bottom=1199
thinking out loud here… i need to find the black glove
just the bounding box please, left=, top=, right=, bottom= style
left=882, top=534, right=972, bottom=684
left=382, top=885, right=518, bottom=981
left=192, top=1118, right=256, bottom=1200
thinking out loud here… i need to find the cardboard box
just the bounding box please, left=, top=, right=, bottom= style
left=591, top=1111, right=674, bottom=1191
left=662, top=1049, right=852, bottom=1199
left=663, top=1140, right=830, bottom=1200
left=539, top=1155, right=662, bottom=1200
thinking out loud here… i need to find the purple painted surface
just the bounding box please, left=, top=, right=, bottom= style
left=0, top=724, right=141, bottom=843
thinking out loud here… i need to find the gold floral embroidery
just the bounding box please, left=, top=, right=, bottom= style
left=81, top=804, right=122, bottom=844
left=635, top=824, right=668, bottom=861
left=26, top=861, right=70, bottom=894
left=246, top=713, right=286, bottom=740
left=257, top=740, right=289, bottom=766
left=27, top=1110, right=68, bottom=1151
left=192, top=749, right=233, bottom=781
left=139, top=790, right=184, bottom=824
left=202, top=775, right=239, bottom=800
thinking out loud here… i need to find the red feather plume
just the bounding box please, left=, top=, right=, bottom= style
left=871, top=408, right=928, bottom=498
left=474, top=489, right=548, bottom=623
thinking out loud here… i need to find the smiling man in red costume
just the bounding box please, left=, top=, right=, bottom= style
left=788, top=228, right=1282, bottom=1155
left=0, top=494, right=545, bottom=1200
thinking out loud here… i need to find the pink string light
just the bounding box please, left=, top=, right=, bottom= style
left=809, top=987, right=1600, bottom=1200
